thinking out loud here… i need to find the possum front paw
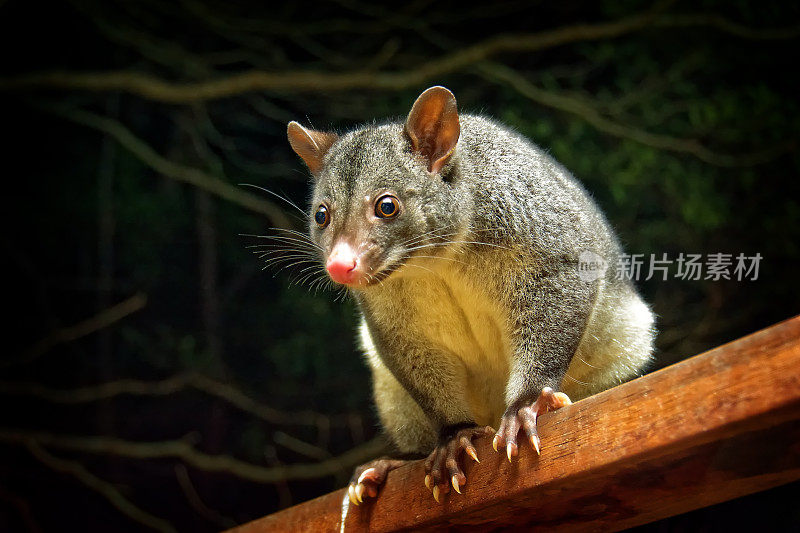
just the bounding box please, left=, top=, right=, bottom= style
left=423, top=423, right=494, bottom=502
left=493, top=387, right=572, bottom=461
left=347, top=458, right=409, bottom=505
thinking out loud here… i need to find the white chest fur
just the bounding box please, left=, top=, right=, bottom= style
left=363, top=257, right=512, bottom=426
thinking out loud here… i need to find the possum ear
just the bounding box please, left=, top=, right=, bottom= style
left=287, top=121, right=338, bottom=175
left=405, top=86, right=460, bottom=174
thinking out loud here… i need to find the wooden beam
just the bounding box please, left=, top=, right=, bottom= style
left=230, top=315, right=800, bottom=532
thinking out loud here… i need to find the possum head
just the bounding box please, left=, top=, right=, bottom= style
left=287, top=86, right=465, bottom=288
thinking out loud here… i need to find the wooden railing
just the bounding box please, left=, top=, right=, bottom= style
left=230, top=315, right=800, bottom=532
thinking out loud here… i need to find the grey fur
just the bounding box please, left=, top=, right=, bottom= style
left=298, top=102, right=655, bottom=455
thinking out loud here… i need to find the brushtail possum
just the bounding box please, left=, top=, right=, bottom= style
left=286, top=86, right=655, bottom=504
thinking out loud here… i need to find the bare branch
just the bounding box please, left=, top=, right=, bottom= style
left=0, top=6, right=673, bottom=103
left=174, top=464, right=236, bottom=529
left=4, top=293, right=147, bottom=367
left=0, top=485, right=41, bottom=533
left=68, top=1, right=210, bottom=75
left=656, top=14, right=800, bottom=40
left=188, top=374, right=343, bottom=427
left=272, top=431, right=332, bottom=461
left=44, top=105, right=293, bottom=227
left=26, top=441, right=177, bottom=533
left=477, top=62, right=796, bottom=167
left=2, top=429, right=388, bottom=484
left=0, top=373, right=362, bottom=428
left=0, top=374, right=189, bottom=403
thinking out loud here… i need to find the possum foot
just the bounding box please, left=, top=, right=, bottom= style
left=493, top=387, right=572, bottom=461
left=347, top=458, right=410, bottom=505
left=423, top=424, right=494, bottom=502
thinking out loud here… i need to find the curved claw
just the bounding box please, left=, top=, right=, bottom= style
left=465, top=446, right=480, bottom=463
left=529, top=434, right=541, bottom=455
left=348, top=484, right=359, bottom=506
left=424, top=425, right=492, bottom=502
left=506, top=442, right=517, bottom=462
left=348, top=458, right=411, bottom=505
left=496, top=387, right=573, bottom=462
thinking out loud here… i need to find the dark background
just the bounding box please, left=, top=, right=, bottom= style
left=1, top=0, right=798, bottom=531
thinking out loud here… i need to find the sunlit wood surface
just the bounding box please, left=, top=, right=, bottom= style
left=230, top=315, right=800, bottom=532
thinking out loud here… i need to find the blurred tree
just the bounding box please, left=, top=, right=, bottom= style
left=0, top=0, right=798, bottom=530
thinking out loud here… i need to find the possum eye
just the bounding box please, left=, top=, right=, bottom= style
left=375, top=195, right=400, bottom=219
left=314, top=205, right=330, bottom=228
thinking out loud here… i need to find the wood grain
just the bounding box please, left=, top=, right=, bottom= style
left=230, top=315, right=800, bottom=532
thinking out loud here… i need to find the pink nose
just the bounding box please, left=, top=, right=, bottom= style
left=326, top=243, right=359, bottom=284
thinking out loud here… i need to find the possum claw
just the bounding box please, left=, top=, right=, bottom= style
left=506, top=442, right=517, bottom=462
left=465, top=446, right=480, bottom=463
left=496, top=387, right=572, bottom=462
left=348, top=484, right=359, bottom=506
left=348, top=458, right=410, bottom=504
left=432, top=485, right=440, bottom=502
left=424, top=424, right=492, bottom=501
left=530, top=434, right=541, bottom=455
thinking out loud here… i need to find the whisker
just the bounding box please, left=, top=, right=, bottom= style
left=248, top=246, right=317, bottom=256
left=258, top=253, right=316, bottom=263
left=401, top=262, right=437, bottom=276
left=563, top=373, right=590, bottom=386
left=240, top=232, right=318, bottom=246
left=252, top=234, right=321, bottom=248
left=405, top=240, right=515, bottom=253
left=410, top=254, right=470, bottom=267
left=400, top=225, right=499, bottom=249
left=402, top=227, right=464, bottom=247
left=334, top=285, right=350, bottom=302
left=249, top=242, right=321, bottom=255
left=262, top=258, right=318, bottom=274
left=246, top=241, right=318, bottom=251
left=296, top=264, right=324, bottom=276
left=575, top=356, right=600, bottom=369
left=260, top=251, right=318, bottom=261
left=239, top=183, right=308, bottom=219
left=269, top=227, right=319, bottom=242
left=254, top=245, right=316, bottom=255
left=291, top=267, right=326, bottom=288
left=399, top=223, right=460, bottom=247
left=309, top=275, right=329, bottom=294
